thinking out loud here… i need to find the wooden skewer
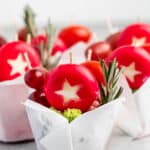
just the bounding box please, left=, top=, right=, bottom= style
left=24, top=52, right=32, bottom=69
left=26, top=34, right=31, bottom=44
left=87, top=49, right=92, bottom=61
left=14, top=33, right=18, bottom=41
left=69, top=51, right=73, bottom=64
left=105, top=17, right=114, bottom=34
left=91, top=32, right=98, bottom=42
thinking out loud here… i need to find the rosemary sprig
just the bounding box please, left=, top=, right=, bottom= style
left=39, top=20, right=59, bottom=70
left=45, top=20, right=56, bottom=55
left=99, top=59, right=123, bottom=104
left=24, top=5, right=36, bottom=38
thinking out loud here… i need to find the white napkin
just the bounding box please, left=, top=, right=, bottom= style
left=70, top=98, right=124, bottom=150
left=25, top=97, right=125, bottom=150
left=115, top=75, right=142, bottom=137
left=133, top=78, right=150, bottom=138
left=0, top=76, right=33, bottom=142
left=114, top=76, right=150, bottom=139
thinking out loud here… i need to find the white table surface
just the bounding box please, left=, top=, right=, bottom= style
left=108, top=134, right=150, bottom=150
left=1, top=134, right=150, bottom=150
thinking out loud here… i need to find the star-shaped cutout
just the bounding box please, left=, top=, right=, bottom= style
left=55, top=80, right=80, bottom=103
left=122, top=62, right=141, bottom=82
left=131, top=36, right=146, bottom=47
left=7, top=53, right=28, bottom=76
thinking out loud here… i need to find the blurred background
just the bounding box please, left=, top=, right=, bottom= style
left=0, top=0, right=149, bottom=39
left=0, top=0, right=150, bottom=150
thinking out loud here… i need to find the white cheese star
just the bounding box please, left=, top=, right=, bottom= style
left=122, top=62, right=141, bottom=82
left=131, top=36, right=146, bottom=47
left=7, top=53, right=28, bottom=76
left=55, top=80, right=80, bottom=103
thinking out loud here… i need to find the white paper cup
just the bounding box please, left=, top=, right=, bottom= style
left=0, top=76, right=33, bottom=142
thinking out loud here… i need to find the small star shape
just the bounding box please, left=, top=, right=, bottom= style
left=7, top=53, right=28, bottom=76
left=55, top=80, right=80, bottom=103
left=122, top=62, right=141, bottom=82
left=131, top=36, right=146, bottom=47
